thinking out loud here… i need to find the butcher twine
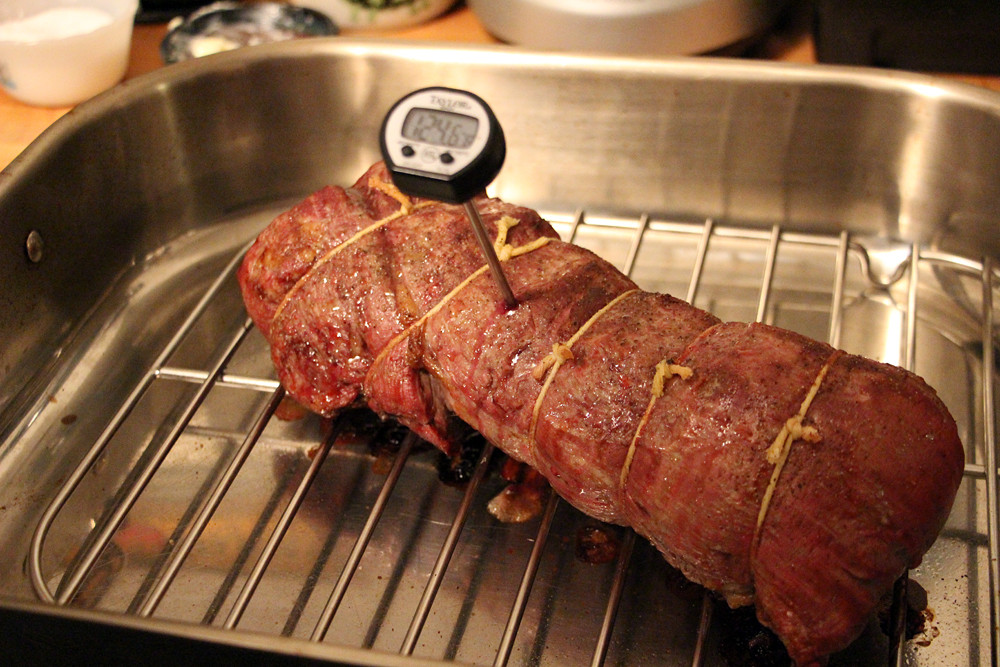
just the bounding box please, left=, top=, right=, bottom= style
left=527, top=288, right=641, bottom=446
left=752, top=350, right=840, bottom=548
left=271, top=174, right=434, bottom=325
left=618, top=345, right=838, bottom=547
left=369, top=172, right=416, bottom=213
left=619, top=359, right=694, bottom=488
left=367, top=215, right=555, bottom=379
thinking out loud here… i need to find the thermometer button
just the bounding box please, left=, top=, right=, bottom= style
left=440, top=152, right=454, bottom=165
left=401, top=145, right=415, bottom=157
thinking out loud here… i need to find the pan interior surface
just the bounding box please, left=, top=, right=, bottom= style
left=0, top=40, right=997, bottom=666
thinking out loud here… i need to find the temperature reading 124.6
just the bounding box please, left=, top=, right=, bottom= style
left=380, top=86, right=504, bottom=205
left=401, top=107, right=479, bottom=150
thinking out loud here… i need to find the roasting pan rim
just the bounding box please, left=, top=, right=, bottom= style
left=0, top=595, right=459, bottom=666
left=5, top=36, right=1000, bottom=188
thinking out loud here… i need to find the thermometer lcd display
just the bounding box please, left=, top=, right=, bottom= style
left=401, top=108, right=480, bottom=149
left=381, top=86, right=505, bottom=204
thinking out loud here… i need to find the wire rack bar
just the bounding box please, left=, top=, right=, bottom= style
left=566, top=209, right=585, bottom=244
left=399, top=443, right=496, bottom=656
left=888, top=244, right=920, bottom=667
left=223, top=415, right=345, bottom=629
left=590, top=531, right=637, bottom=667
left=683, top=216, right=719, bottom=665
left=754, top=228, right=782, bottom=320
left=199, top=454, right=302, bottom=626
left=622, top=213, right=650, bottom=277
left=828, top=231, right=850, bottom=349
left=686, top=218, right=715, bottom=305
left=28, top=246, right=250, bottom=603
left=57, top=318, right=254, bottom=605
left=136, top=386, right=286, bottom=617
left=755, top=225, right=782, bottom=325
left=156, top=367, right=281, bottom=392
left=690, top=591, right=714, bottom=667
left=493, top=490, right=560, bottom=667
left=982, top=256, right=1000, bottom=667
left=310, top=432, right=419, bottom=641
left=905, top=244, right=919, bottom=374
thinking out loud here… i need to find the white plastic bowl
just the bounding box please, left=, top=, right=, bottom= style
left=0, top=0, right=138, bottom=107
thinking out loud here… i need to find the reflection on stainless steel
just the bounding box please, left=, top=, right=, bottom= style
left=0, top=40, right=998, bottom=666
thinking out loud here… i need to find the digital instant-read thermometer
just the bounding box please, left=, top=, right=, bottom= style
left=380, top=87, right=516, bottom=308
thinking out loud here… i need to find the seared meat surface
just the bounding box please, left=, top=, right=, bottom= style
left=238, top=162, right=964, bottom=666
left=240, top=162, right=558, bottom=423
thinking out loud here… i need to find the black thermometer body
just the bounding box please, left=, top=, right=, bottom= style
left=380, top=87, right=506, bottom=205
left=380, top=87, right=517, bottom=308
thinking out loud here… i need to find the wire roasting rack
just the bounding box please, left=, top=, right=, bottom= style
left=23, top=205, right=1000, bottom=666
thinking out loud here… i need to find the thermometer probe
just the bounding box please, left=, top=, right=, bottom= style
left=380, top=87, right=517, bottom=308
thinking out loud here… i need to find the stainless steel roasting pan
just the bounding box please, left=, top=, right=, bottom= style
left=1, top=39, right=999, bottom=666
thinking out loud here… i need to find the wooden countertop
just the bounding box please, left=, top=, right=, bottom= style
left=2, top=4, right=999, bottom=171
